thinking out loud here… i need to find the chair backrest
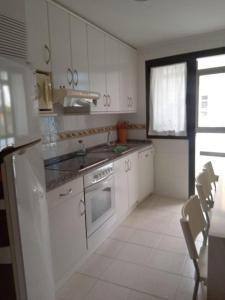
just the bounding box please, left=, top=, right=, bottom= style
left=196, top=170, right=212, bottom=199
left=203, top=161, right=219, bottom=189
left=195, top=183, right=210, bottom=213
left=180, top=195, right=207, bottom=260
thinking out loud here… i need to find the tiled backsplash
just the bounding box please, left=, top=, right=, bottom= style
left=40, top=113, right=146, bottom=159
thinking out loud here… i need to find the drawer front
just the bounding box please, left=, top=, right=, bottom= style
left=47, top=177, right=83, bottom=209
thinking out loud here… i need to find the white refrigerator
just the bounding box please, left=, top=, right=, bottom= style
left=0, top=56, right=55, bottom=300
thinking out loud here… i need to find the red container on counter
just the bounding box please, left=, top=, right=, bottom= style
left=117, top=122, right=128, bottom=144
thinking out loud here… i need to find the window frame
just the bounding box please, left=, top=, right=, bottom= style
left=148, top=62, right=188, bottom=138
left=146, top=55, right=197, bottom=140
left=196, top=66, right=225, bottom=133
left=145, top=47, right=225, bottom=196
left=146, top=48, right=225, bottom=140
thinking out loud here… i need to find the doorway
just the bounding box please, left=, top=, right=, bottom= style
left=195, top=54, right=225, bottom=179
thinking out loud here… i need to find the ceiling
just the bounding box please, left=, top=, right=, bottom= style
left=57, top=0, right=225, bottom=48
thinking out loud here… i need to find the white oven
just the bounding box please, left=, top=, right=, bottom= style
left=84, top=163, right=115, bottom=238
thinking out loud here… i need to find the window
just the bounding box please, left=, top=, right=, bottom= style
left=148, top=62, right=187, bottom=137
left=0, top=70, right=14, bottom=138
left=197, top=55, right=225, bottom=129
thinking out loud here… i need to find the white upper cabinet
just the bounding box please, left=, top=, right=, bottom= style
left=87, top=25, right=121, bottom=113
left=119, top=43, right=130, bottom=112
left=70, top=16, right=89, bottom=91
left=105, top=35, right=120, bottom=112
left=27, top=2, right=137, bottom=113
left=87, top=25, right=107, bottom=112
left=49, top=4, right=89, bottom=90
left=26, top=0, right=51, bottom=71
left=48, top=3, right=72, bottom=89
left=119, top=43, right=137, bottom=112
left=128, top=47, right=137, bottom=112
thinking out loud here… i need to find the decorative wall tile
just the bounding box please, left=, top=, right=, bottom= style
left=41, top=123, right=146, bottom=145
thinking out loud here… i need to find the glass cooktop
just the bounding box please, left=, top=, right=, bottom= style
left=46, top=154, right=108, bottom=173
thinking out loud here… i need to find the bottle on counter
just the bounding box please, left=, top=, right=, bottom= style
left=76, top=140, right=86, bottom=156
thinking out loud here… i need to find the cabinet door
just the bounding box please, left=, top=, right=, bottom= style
left=128, top=48, right=137, bottom=112
left=87, top=25, right=107, bottom=112
left=138, top=148, right=154, bottom=201
left=48, top=4, right=72, bottom=89
left=70, top=16, right=89, bottom=91
left=48, top=189, right=86, bottom=284
left=127, top=152, right=138, bottom=207
left=119, top=43, right=130, bottom=112
left=26, top=0, right=51, bottom=71
left=114, top=157, right=129, bottom=221
left=105, top=35, right=120, bottom=112
left=148, top=148, right=154, bottom=195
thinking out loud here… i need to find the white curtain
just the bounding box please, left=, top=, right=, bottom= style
left=149, top=62, right=187, bottom=136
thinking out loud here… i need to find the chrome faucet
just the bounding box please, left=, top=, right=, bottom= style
left=107, top=130, right=112, bottom=146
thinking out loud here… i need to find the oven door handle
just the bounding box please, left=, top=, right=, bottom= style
left=92, top=172, right=114, bottom=185
left=85, top=174, right=113, bottom=193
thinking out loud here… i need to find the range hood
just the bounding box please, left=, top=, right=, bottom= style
left=53, top=88, right=100, bottom=114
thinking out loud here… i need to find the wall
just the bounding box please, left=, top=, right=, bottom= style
left=132, top=29, right=225, bottom=200
left=40, top=112, right=120, bottom=159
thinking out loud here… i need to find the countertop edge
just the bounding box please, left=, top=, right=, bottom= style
left=45, top=142, right=153, bottom=192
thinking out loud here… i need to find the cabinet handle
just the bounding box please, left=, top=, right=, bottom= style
left=128, top=159, right=131, bottom=171
left=125, top=160, right=128, bottom=172
left=73, top=69, right=79, bottom=87
left=108, top=95, right=111, bottom=107
left=79, top=199, right=86, bottom=216
left=67, top=68, right=73, bottom=86
left=36, top=83, right=42, bottom=99
left=59, top=188, right=72, bottom=197
left=103, top=94, right=107, bottom=107
left=130, top=97, right=133, bottom=107
left=127, top=96, right=130, bottom=107
left=44, top=44, right=51, bottom=65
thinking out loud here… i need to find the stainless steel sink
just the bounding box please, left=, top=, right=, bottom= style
left=89, top=144, right=137, bottom=154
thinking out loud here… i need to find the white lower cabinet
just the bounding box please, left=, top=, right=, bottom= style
left=138, top=147, right=154, bottom=202
left=114, top=156, right=129, bottom=220
left=127, top=152, right=138, bottom=207
left=47, top=178, right=86, bottom=286
left=114, top=152, right=138, bottom=222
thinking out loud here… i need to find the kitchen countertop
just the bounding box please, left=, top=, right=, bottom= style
left=45, top=140, right=152, bottom=192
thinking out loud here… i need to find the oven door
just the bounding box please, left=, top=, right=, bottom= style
left=85, top=174, right=115, bottom=238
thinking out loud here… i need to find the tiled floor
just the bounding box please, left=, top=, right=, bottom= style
left=57, top=195, right=207, bottom=300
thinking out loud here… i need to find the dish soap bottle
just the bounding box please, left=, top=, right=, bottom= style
left=76, top=140, right=86, bottom=156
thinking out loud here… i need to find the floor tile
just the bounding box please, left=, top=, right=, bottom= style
left=181, top=257, right=195, bottom=279
left=127, top=229, right=162, bottom=248
left=78, top=254, right=114, bottom=278
left=116, top=242, right=152, bottom=266
left=162, top=221, right=184, bottom=238
left=157, top=235, right=187, bottom=254
left=57, top=273, right=97, bottom=300
left=95, top=238, right=124, bottom=258
left=101, top=259, right=180, bottom=300
left=134, top=218, right=170, bottom=234
left=110, top=226, right=135, bottom=242
left=175, top=277, right=207, bottom=300
left=147, top=249, right=186, bottom=275
left=133, top=265, right=180, bottom=299
left=122, top=213, right=140, bottom=228
left=127, top=290, right=160, bottom=300
left=84, top=280, right=129, bottom=300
